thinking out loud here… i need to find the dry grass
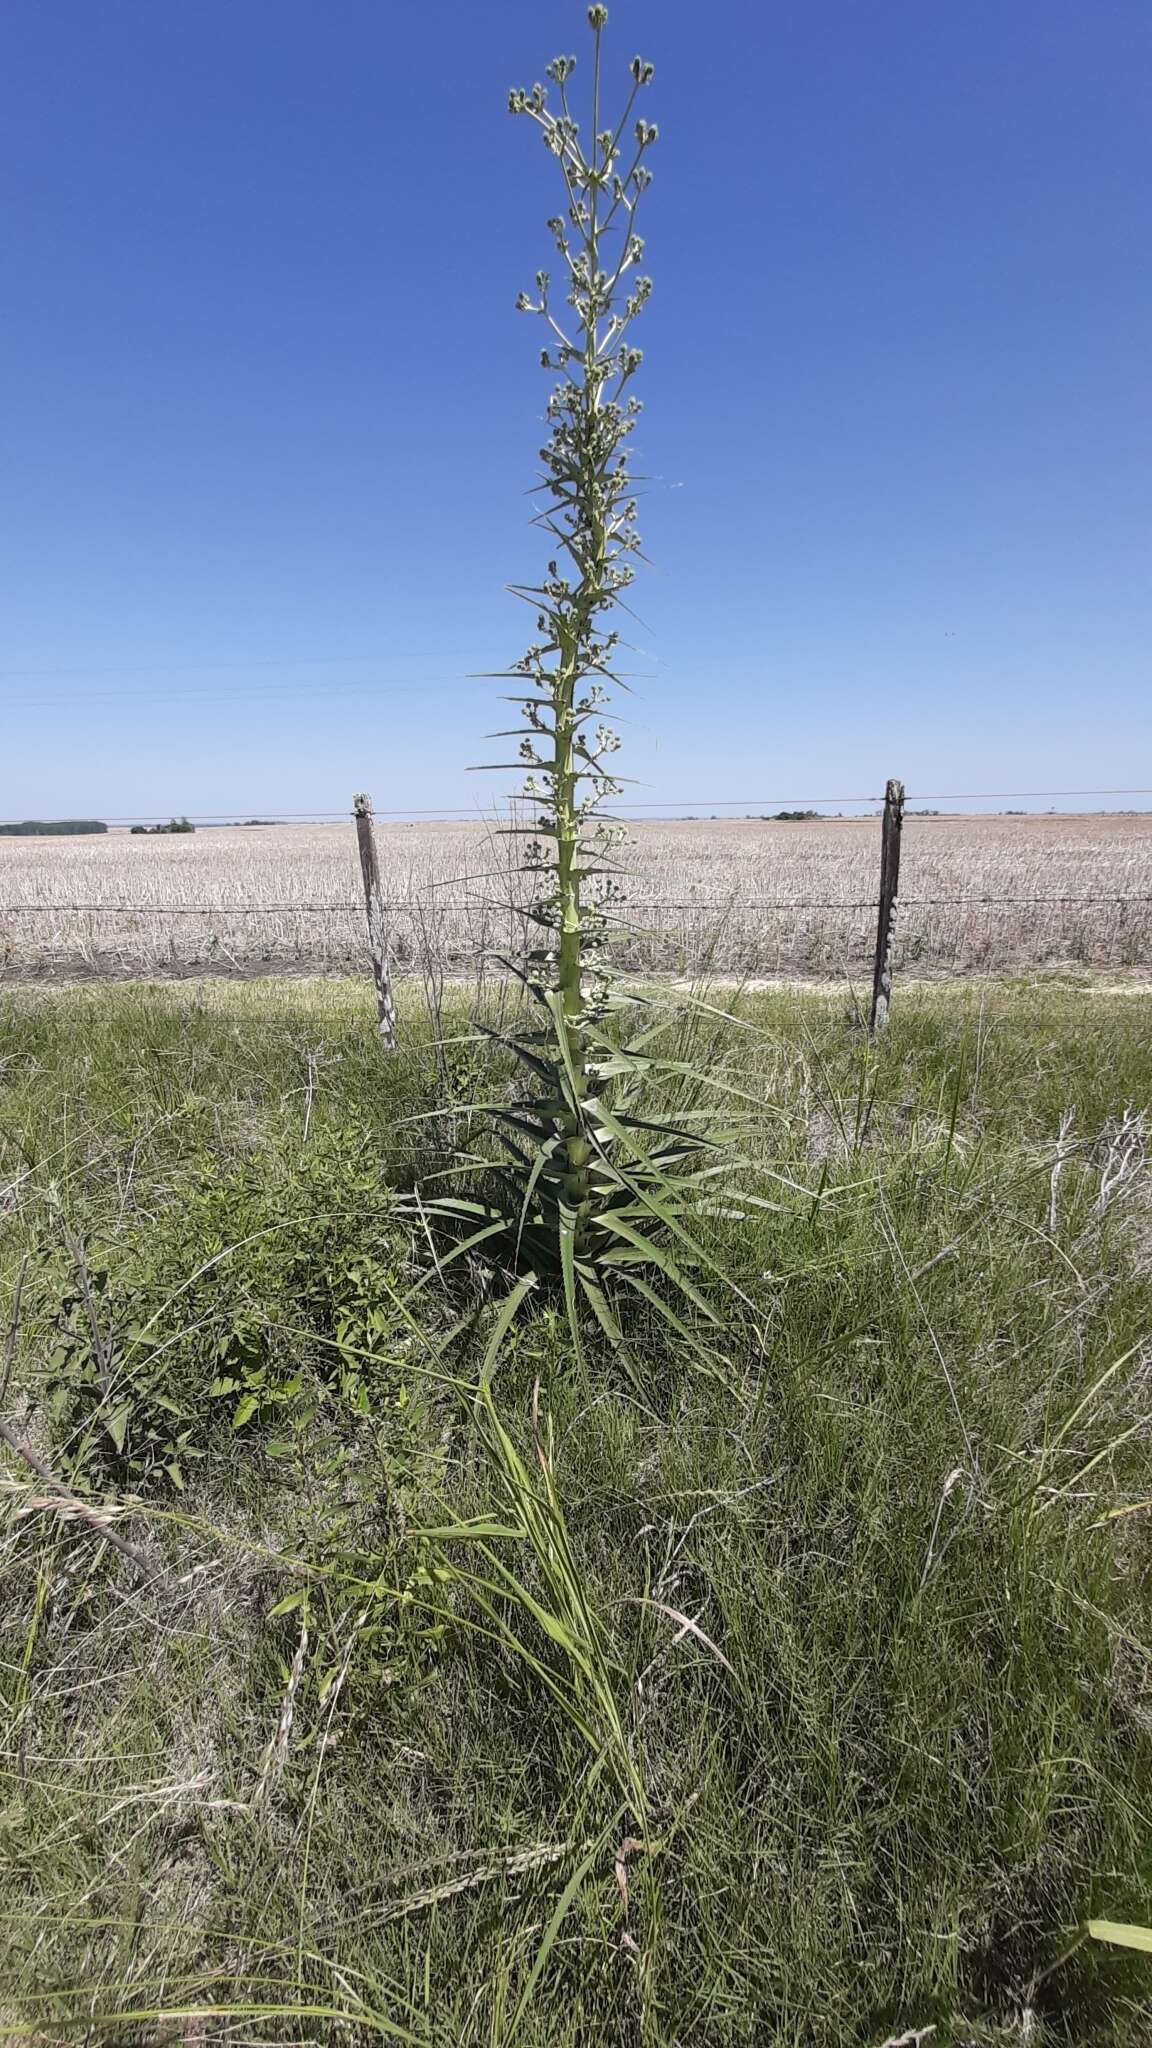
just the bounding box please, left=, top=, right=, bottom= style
left=1, top=811, right=1150, bottom=980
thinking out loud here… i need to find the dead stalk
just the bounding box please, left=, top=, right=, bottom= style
left=1049, top=1108, right=1076, bottom=1234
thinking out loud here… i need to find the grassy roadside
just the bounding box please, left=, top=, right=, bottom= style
left=1, top=976, right=1150, bottom=2046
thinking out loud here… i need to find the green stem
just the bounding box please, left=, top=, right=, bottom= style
left=553, top=627, right=591, bottom=1235
left=549, top=41, right=610, bottom=1250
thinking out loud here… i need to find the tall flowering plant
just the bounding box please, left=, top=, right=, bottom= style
left=435, top=8, right=727, bottom=1354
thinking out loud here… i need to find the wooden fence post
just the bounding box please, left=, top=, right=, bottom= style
left=353, top=793, right=397, bottom=1048
left=870, top=778, right=905, bottom=1034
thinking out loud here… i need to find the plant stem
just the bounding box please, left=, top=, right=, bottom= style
left=504, top=19, right=657, bottom=1263
left=554, top=625, right=591, bottom=1234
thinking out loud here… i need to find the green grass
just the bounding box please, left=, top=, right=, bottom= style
left=1, top=976, right=1150, bottom=2045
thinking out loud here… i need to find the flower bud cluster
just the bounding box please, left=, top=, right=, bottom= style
left=507, top=83, right=547, bottom=116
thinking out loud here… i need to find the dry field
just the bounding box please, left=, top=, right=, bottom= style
left=2, top=811, right=1150, bottom=981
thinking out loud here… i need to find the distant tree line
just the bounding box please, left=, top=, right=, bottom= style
left=0, top=819, right=108, bottom=836
left=130, top=818, right=195, bottom=835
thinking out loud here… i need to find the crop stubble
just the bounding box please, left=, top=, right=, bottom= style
left=2, top=813, right=1149, bottom=980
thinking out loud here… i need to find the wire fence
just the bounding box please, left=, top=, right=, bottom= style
left=1, top=789, right=1151, bottom=983
left=4, top=786, right=1152, bottom=826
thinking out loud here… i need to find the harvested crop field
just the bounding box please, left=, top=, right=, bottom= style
left=2, top=811, right=1150, bottom=980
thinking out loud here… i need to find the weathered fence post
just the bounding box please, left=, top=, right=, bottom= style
left=352, top=793, right=397, bottom=1048
left=870, top=777, right=905, bottom=1034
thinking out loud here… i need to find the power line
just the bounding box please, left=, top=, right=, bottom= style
left=4, top=687, right=443, bottom=712
left=0, top=812, right=460, bottom=823
left=0, top=653, right=453, bottom=678
left=905, top=789, right=1152, bottom=803
left=595, top=790, right=1152, bottom=807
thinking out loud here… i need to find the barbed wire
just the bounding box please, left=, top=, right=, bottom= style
left=4, top=894, right=1150, bottom=917
left=4, top=787, right=1152, bottom=827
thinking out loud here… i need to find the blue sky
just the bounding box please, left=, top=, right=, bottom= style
left=3, top=0, right=1149, bottom=820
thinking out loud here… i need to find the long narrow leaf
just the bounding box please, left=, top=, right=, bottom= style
left=479, top=1271, right=539, bottom=1396
left=508, top=1824, right=620, bottom=2040
left=1086, top=1919, right=1152, bottom=1954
